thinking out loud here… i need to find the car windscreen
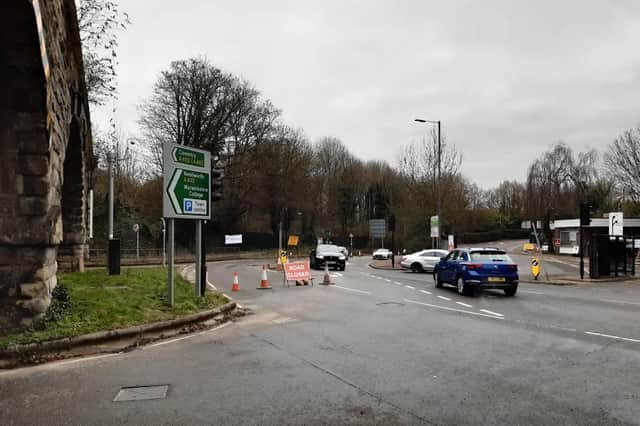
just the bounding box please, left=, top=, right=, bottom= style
left=317, top=245, right=340, bottom=254
left=470, top=251, right=512, bottom=262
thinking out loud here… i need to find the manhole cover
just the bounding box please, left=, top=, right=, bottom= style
left=113, top=385, right=169, bottom=402
left=376, top=302, right=405, bottom=307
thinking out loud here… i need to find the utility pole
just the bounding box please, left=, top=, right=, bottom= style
left=415, top=118, right=443, bottom=248
left=108, top=152, right=114, bottom=240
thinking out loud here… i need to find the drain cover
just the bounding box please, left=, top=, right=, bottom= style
left=113, top=385, right=169, bottom=402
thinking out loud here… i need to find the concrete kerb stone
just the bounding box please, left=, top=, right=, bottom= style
left=0, top=301, right=237, bottom=359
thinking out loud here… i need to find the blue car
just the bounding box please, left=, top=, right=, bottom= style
left=433, top=248, right=519, bottom=296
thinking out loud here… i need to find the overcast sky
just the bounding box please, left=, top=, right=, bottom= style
left=96, top=0, right=640, bottom=188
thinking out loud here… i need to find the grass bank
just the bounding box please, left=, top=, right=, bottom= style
left=0, top=267, right=228, bottom=349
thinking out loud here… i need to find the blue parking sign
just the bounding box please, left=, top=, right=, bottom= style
left=184, top=200, right=193, bottom=212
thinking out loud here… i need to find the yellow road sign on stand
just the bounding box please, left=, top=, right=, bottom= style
left=287, top=235, right=299, bottom=246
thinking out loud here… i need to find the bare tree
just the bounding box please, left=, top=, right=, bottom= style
left=604, top=127, right=640, bottom=202
left=77, top=0, right=130, bottom=105
left=138, top=57, right=280, bottom=175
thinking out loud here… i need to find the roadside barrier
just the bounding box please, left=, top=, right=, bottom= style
left=257, top=265, right=272, bottom=290
left=231, top=271, right=240, bottom=291
left=283, top=260, right=313, bottom=287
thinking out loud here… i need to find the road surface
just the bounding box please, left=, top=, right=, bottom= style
left=2, top=256, right=640, bottom=425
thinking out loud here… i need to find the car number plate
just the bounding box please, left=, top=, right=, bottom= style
left=488, top=277, right=506, bottom=283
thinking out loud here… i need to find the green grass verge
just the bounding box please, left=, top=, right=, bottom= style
left=0, top=267, right=228, bottom=349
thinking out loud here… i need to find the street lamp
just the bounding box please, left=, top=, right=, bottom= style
left=414, top=118, right=442, bottom=248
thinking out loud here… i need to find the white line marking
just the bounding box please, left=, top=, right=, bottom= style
left=480, top=309, right=504, bottom=317
left=404, top=299, right=504, bottom=320
left=437, top=296, right=451, bottom=301
left=405, top=285, right=415, bottom=290
left=393, top=281, right=403, bottom=286
left=335, top=272, right=344, bottom=277
left=332, top=285, right=371, bottom=295
left=147, top=322, right=231, bottom=348
left=384, top=279, right=392, bottom=282
left=584, top=331, right=640, bottom=343
left=420, top=290, right=432, bottom=295
left=456, top=301, right=473, bottom=308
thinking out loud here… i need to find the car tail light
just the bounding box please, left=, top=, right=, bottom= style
left=508, top=264, right=518, bottom=271
left=466, top=264, right=482, bottom=269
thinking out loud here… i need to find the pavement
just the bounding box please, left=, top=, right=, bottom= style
left=2, top=254, right=640, bottom=425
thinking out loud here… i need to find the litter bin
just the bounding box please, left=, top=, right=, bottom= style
left=108, top=238, right=121, bottom=275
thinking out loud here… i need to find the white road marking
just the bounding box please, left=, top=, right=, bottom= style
left=147, top=322, right=232, bottom=348
left=393, top=281, right=403, bottom=286
left=332, top=285, right=371, bottom=295
left=405, top=285, right=415, bottom=290
left=420, top=290, right=432, bottom=295
left=437, top=296, right=451, bottom=301
left=584, top=331, right=640, bottom=343
left=404, top=299, right=504, bottom=320
left=334, top=272, right=344, bottom=277
left=384, top=279, right=392, bottom=282
left=480, top=309, right=504, bottom=317
left=456, top=301, right=473, bottom=308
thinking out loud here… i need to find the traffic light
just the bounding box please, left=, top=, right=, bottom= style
left=211, top=165, right=224, bottom=203
left=579, top=203, right=591, bottom=227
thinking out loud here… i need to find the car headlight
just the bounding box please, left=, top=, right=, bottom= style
left=339, top=255, right=346, bottom=260
left=316, top=255, right=324, bottom=259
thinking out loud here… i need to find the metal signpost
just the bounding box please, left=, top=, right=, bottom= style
left=133, top=223, right=140, bottom=261
left=430, top=216, right=439, bottom=249
left=163, top=142, right=211, bottom=306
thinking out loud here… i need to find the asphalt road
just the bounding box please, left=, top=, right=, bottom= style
left=2, top=255, right=640, bottom=425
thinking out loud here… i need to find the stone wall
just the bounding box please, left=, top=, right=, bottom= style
left=0, top=0, right=92, bottom=332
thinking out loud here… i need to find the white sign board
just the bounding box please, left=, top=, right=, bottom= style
left=447, top=235, right=454, bottom=251
left=430, top=216, right=439, bottom=238
left=162, top=142, right=211, bottom=219
left=225, top=234, right=243, bottom=245
left=132, top=223, right=139, bottom=233
left=369, top=219, right=386, bottom=239
left=609, top=212, right=623, bottom=236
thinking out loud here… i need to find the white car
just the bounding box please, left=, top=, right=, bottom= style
left=400, top=249, right=449, bottom=273
left=372, top=248, right=392, bottom=260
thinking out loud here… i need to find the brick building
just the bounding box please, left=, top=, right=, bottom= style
left=0, top=0, right=93, bottom=331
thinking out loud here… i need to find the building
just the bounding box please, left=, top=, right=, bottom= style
left=550, top=218, right=640, bottom=255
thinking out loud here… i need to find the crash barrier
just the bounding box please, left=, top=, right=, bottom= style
left=283, top=261, right=313, bottom=287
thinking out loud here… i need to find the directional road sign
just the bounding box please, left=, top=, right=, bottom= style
left=163, top=142, right=211, bottom=219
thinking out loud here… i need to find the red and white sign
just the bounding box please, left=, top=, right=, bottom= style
left=554, top=238, right=561, bottom=247
left=284, top=261, right=311, bottom=281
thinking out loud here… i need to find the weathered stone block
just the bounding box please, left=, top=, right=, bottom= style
left=18, top=132, right=50, bottom=155
left=22, top=175, right=49, bottom=196
left=19, top=195, right=48, bottom=215
left=19, top=281, right=48, bottom=300
left=18, top=154, right=50, bottom=176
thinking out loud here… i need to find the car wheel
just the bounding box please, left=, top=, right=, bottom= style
left=457, top=276, right=472, bottom=296
left=434, top=272, right=443, bottom=288
left=411, top=263, right=423, bottom=273
left=504, top=284, right=518, bottom=297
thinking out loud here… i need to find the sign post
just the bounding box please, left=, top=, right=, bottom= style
left=609, top=212, right=623, bottom=236
left=430, top=216, right=439, bottom=249
left=133, top=223, right=140, bottom=261
left=163, top=142, right=211, bottom=306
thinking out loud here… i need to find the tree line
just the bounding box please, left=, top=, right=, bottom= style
left=89, top=55, right=640, bottom=254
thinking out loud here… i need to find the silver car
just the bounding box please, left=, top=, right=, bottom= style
left=400, top=249, right=449, bottom=273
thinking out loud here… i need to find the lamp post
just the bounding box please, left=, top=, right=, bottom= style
left=414, top=118, right=441, bottom=247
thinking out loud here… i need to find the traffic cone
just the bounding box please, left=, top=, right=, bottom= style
left=257, top=265, right=272, bottom=290
left=322, top=262, right=333, bottom=285
left=231, top=272, right=240, bottom=292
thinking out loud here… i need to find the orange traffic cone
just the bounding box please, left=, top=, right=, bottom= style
left=257, top=265, right=272, bottom=290
left=321, top=262, right=333, bottom=285
left=231, top=272, right=240, bottom=292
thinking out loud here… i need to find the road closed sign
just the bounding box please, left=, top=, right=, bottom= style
left=163, top=142, right=211, bottom=219
left=284, top=261, right=311, bottom=281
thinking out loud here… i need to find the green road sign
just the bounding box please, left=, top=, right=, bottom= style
left=166, top=169, right=209, bottom=216
left=172, top=146, right=206, bottom=168
left=163, top=142, right=211, bottom=219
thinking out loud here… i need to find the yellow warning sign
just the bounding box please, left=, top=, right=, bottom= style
left=531, top=257, right=541, bottom=280
left=287, top=235, right=299, bottom=246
